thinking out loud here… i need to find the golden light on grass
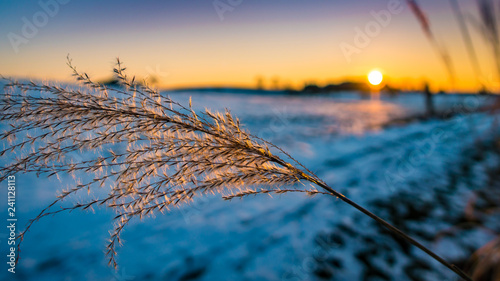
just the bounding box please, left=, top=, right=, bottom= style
left=368, top=70, right=383, bottom=86
left=0, top=58, right=475, bottom=281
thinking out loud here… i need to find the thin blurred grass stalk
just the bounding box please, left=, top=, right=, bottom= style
left=0, top=58, right=473, bottom=281
left=477, top=0, right=500, bottom=85
left=406, top=0, right=456, bottom=87
left=468, top=237, right=500, bottom=281
left=449, top=0, right=484, bottom=89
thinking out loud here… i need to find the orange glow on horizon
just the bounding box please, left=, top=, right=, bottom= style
left=1, top=3, right=499, bottom=94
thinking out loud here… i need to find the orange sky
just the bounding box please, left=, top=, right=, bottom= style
left=1, top=0, right=499, bottom=93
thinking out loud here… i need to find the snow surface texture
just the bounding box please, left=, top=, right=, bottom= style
left=0, top=88, right=498, bottom=281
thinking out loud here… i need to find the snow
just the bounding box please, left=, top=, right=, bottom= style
left=0, top=87, right=498, bottom=281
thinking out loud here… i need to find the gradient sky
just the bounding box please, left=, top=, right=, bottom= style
left=0, top=0, right=498, bottom=92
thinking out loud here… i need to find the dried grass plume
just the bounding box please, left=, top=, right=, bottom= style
left=0, top=57, right=473, bottom=281
left=0, top=57, right=326, bottom=268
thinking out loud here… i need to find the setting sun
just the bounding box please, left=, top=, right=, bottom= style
left=368, top=70, right=383, bottom=86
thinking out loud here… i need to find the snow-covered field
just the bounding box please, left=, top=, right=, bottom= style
left=1, top=89, right=499, bottom=281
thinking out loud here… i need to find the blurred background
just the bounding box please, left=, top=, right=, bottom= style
left=1, top=0, right=500, bottom=281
